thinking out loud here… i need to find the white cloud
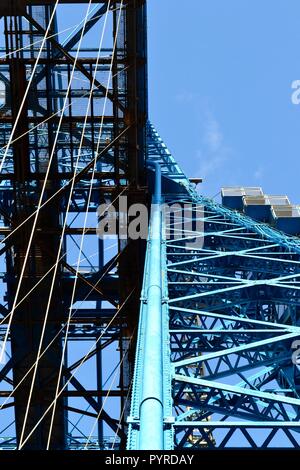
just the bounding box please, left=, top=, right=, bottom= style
left=197, top=111, right=232, bottom=179
left=254, top=166, right=264, bottom=180
left=175, top=90, right=197, bottom=104
left=204, top=115, right=223, bottom=153
left=197, top=149, right=227, bottom=178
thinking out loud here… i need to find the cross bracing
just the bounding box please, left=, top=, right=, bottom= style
left=128, top=128, right=300, bottom=450
left=0, top=0, right=148, bottom=450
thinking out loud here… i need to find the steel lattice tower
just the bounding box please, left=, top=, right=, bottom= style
left=0, top=0, right=300, bottom=452
left=0, top=0, right=148, bottom=450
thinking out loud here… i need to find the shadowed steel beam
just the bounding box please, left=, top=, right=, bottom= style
left=174, top=422, right=300, bottom=428
left=174, top=375, right=300, bottom=407
left=23, top=12, right=123, bottom=111
left=62, top=4, right=109, bottom=52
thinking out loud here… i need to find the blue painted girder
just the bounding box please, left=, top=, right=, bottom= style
left=127, top=126, right=300, bottom=449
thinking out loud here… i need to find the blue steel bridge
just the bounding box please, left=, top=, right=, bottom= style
left=0, top=0, right=299, bottom=451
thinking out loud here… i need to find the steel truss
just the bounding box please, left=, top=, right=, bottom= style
left=0, top=0, right=148, bottom=450
left=128, top=127, right=300, bottom=449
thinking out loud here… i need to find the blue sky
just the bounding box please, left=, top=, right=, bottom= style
left=148, top=0, right=300, bottom=201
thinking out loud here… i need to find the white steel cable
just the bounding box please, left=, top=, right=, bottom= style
left=0, top=20, right=90, bottom=60
left=111, top=379, right=133, bottom=450
left=0, top=0, right=114, bottom=364
left=0, top=252, right=66, bottom=326
left=0, top=124, right=129, bottom=336
left=0, top=4, right=120, bottom=62
left=0, top=61, right=127, bottom=158
left=0, top=125, right=130, bottom=245
left=0, top=2, right=61, bottom=361
left=17, top=181, right=125, bottom=447
left=0, top=246, right=125, bottom=415
left=84, top=330, right=134, bottom=449
left=17, top=0, right=100, bottom=446
left=46, top=0, right=124, bottom=447
left=18, top=289, right=134, bottom=450
left=70, top=243, right=117, bottom=270
left=20, top=0, right=112, bottom=446
left=0, top=243, right=117, bottom=327
left=68, top=355, right=124, bottom=437
left=0, top=185, right=123, bottom=329
left=0, top=0, right=127, bottom=448
left=0, top=60, right=129, bottom=240
left=0, top=0, right=60, bottom=174
left=0, top=3, right=111, bottom=60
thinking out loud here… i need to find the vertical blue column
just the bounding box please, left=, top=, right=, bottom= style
left=139, top=162, right=164, bottom=449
